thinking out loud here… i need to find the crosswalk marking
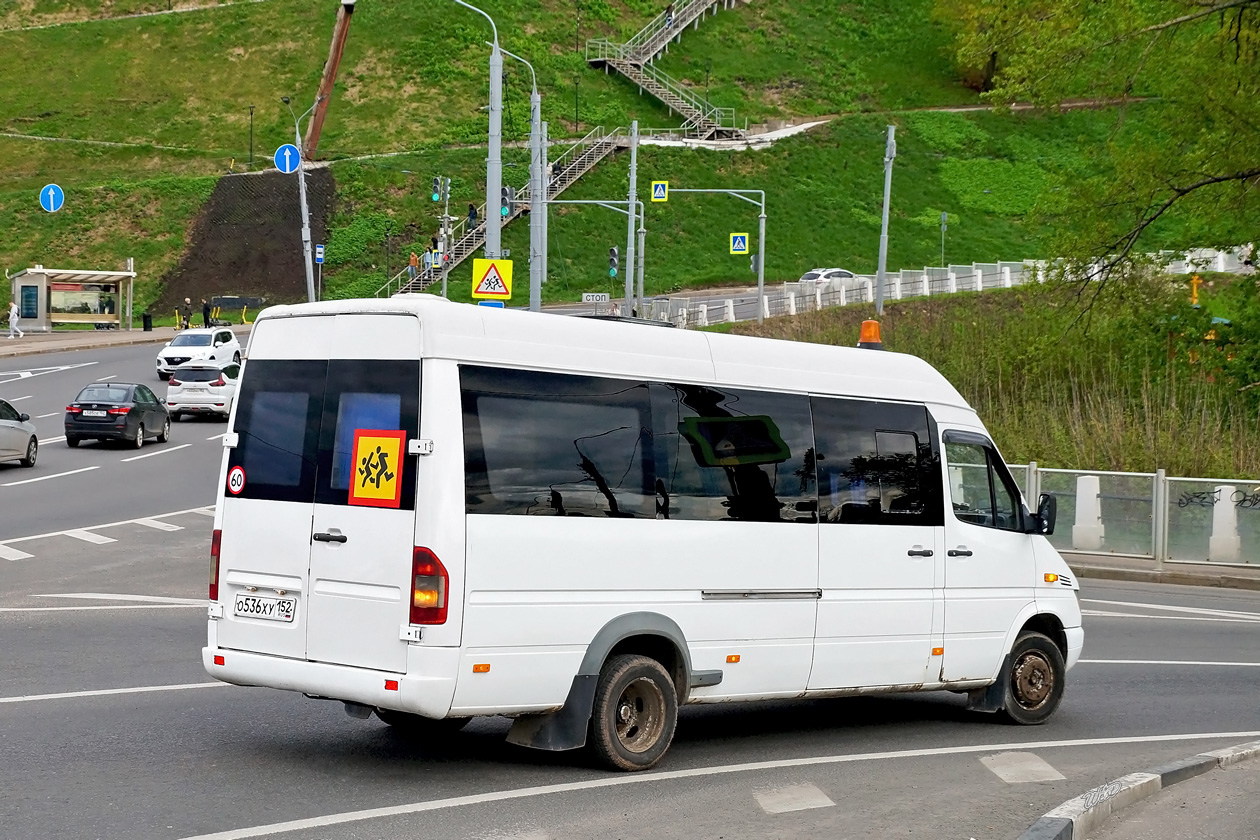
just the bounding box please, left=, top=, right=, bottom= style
left=980, top=752, right=1066, bottom=783
left=0, top=544, right=34, bottom=561
left=134, top=518, right=183, bottom=532
left=63, top=529, right=117, bottom=545
left=754, top=783, right=835, bottom=814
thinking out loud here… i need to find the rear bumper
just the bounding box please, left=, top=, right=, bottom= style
left=202, top=643, right=460, bottom=719
left=169, top=399, right=229, bottom=416
left=65, top=418, right=132, bottom=439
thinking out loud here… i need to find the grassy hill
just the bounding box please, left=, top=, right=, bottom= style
left=721, top=278, right=1260, bottom=479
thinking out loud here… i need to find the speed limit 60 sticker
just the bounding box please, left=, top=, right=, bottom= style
left=227, top=466, right=246, bottom=495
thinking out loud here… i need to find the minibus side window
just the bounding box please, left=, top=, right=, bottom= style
left=652, top=384, right=815, bottom=523
left=227, top=360, right=326, bottom=503
left=944, top=435, right=1024, bottom=532
left=462, top=367, right=654, bottom=517
left=812, top=397, right=942, bottom=526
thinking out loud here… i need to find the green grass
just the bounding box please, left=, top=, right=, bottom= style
left=724, top=281, right=1260, bottom=479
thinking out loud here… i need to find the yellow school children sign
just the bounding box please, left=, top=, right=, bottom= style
left=472, top=259, right=513, bottom=299
left=349, top=429, right=406, bottom=508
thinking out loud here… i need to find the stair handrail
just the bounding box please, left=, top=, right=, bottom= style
left=627, top=59, right=737, bottom=131
left=622, top=0, right=718, bottom=60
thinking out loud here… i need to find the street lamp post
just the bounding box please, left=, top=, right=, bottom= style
left=501, top=46, right=543, bottom=313
left=282, top=94, right=324, bottom=303
left=452, top=0, right=504, bottom=259
left=249, top=105, right=255, bottom=168
left=875, top=125, right=896, bottom=316
left=669, top=188, right=767, bottom=323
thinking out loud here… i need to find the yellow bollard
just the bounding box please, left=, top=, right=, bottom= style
left=173, top=309, right=180, bottom=329
left=241, top=306, right=249, bottom=325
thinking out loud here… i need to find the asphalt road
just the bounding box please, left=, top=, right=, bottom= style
left=0, top=343, right=225, bottom=540
left=2, top=517, right=1258, bottom=840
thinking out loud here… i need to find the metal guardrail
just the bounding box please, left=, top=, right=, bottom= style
left=622, top=0, right=720, bottom=59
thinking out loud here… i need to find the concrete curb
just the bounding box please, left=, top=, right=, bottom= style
left=1015, top=739, right=1260, bottom=839
left=1071, top=564, right=1260, bottom=592
left=0, top=334, right=171, bottom=358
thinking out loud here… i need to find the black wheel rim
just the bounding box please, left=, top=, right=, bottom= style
left=1011, top=650, right=1054, bottom=710
left=614, top=677, right=666, bottom=754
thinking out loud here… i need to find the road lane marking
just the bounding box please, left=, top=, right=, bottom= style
left=1081, top=598, right=1260, bottom=621
left=134, top=518, right=183, bottom=532
left=1080, top=659, right=1260, bottom=667
left=0, top=682, right=228, bottom=704
left=1082, top=609, right=1260, bottom=625
left=36, top=412, right=58, bottom=418
left=0, top=361, right=96, bottom=384
left=64, top=530, right=117, bottom=545
left=42, top=435, right=66, bottom=443
left=754, top=783, right=835, bottom=814
left=206, top=433, right=227, bottom=440
left=1, top=465, right=98, bottom=487
left=96, top=374, right=117, bottom=381
left=0, top=545, right=34, bottom=561
left=1, top=504, right=215, bottom=545
left=0, top=604, right=203, bottom=613
left=173, top=730, right=1260, bottom=840
left=980, top=752, right=1066, bottom=783
left=31, top=592, right=204, bottom=605
left=120, top=443, right=191, bottom=462
left=10, top=395, right=32, bottom=401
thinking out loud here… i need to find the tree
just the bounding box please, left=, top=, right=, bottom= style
left=936, top=1, right=1260, bottom=291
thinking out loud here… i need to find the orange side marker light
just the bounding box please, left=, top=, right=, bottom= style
left=473, top=664, right=491, bottom=673
left=726, top=654, right=740, bottom=664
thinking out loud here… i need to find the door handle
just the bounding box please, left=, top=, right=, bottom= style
left=948, top=547, right=973, bottom=557
left=312, top=532, right=348, bottom=544
left=907, top=547, right=934, bottom=557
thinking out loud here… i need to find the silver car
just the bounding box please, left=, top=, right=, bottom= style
left=0, top=398, right=38, bottom=467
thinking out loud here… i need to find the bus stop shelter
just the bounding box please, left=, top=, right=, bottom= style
left=8, top=264, right=137, bottom=332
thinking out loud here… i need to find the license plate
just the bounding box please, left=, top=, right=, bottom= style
left=233, top=594, right=296, bottom=623
left=187, top=387, right=207, bottom=392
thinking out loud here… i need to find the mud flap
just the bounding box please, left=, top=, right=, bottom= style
left=505, top=675, right=598, bottom=751
left=966, top=654, right=1011, bottom=713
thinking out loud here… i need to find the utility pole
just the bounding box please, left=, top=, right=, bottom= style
left=453, top=1, right=504, bottom=258
left=624, top=119, right=639, bottom=315
left=303, top=0, right=356, bottom=159
left=636, top=203, right=646, bottom=316
left=248, top=105, right=255, bottom=168
left=283, top=95, right=322, bottom=304
left=501, top=47, right=542, bottom=312
left=875, top=125, right=896, bottom=316
left=940, top=211, right=947, bottom=267
left=669, top=187, right=767, bottom=323
left=541, top=121, right=550, bottom=291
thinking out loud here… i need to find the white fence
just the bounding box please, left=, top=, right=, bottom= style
left=643, top=246, right=1253, bottom=328
left=1005, top=463, right=1260, bottom=568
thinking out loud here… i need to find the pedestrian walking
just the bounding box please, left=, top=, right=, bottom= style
left=423, top=247, right=435, bottom=274
left=467, top=203, right=478, bottom=229
left=7, top=299, right=23, bottom=339
left=408, top=251, right=419, bottom=281
left=201, top=298, right=212, bottom=328
left=181, top=298, right=193, bottom=330
left=665, top=3, right=674, bottom=29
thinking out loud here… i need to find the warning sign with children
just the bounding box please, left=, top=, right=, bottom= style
left=472, top=258, right=513, bottom=299
left=348, top=429, right=407, bottom=508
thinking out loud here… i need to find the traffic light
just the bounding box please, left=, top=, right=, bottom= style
left=431, top=177, right=441, bottom=202
left=441, top=177, right=451, bottom=203
left=609, top=246, right=619, bottom=278
left=749, top=253, right=759, bottom=273
left=501, top=186, right=514, bottom=217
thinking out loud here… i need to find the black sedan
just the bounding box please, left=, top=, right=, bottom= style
left=65, top=383, right=171, bottom=449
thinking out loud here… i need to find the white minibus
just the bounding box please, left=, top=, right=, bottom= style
left=204, top=296, right=1082, bottom=771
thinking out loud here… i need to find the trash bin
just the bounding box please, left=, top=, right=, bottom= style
left=142, top=312, right=153, bottom=332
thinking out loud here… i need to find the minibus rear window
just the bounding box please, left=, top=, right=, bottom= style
left=227, top=360, right=325, bottom=503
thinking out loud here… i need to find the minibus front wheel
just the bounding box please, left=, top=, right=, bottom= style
left=1001, top=631, right=1066, bottom=725
left=589, top=654, right=678, bottom=771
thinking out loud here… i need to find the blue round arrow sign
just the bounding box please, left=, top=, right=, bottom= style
left=40, top=183, right=65, bottom=213
left=273, top=144, right=301, bottom=174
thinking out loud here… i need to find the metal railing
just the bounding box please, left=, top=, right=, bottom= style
left=622, top=0, right=722, bottom=60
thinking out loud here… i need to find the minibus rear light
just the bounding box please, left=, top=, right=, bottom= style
left=410, top=547, right=448, bottom=625
left=209, top=529, right=221, bottom=601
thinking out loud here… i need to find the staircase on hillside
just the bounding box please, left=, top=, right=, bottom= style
left=586, top=0, right=743, bottom=140
left=379, top=126, right=625, bottom=297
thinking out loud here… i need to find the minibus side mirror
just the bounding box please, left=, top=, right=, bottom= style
left=1031, top=493, right=1057, bottom=535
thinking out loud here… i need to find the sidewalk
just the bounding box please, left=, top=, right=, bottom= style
left=1066, top=552, right=1260, bottom=591
left=0, top=325, right=250, bottom=359
left=1089, top=757, right=1260, bottom=840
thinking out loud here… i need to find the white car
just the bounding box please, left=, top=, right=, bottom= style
left=798, top=267, right=856, bottom=287
left=167, top=360, right=241, bottom=421
left=156, top=328, right=241, bottom=381
left=0, top=398, right=38, bottom=467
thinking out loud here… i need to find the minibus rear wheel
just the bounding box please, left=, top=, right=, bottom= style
left=1001, top=631, right=1065, bottom=725
left=589, top=654, right=678, bottom=771
left=375, top=709, right=470, bottom=736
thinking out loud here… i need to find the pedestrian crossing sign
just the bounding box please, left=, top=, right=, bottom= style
left=348, top=429, right=406, bottom=508
left=472, top=259, right=513, bottom=299
left=730, top=233, right=750, bottom=255
left=651, top=181, right=669, bottom=202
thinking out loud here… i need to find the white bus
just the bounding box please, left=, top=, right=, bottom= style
left=204, top=296, right=1082, bottom=771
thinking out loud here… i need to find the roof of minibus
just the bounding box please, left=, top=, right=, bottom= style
left=253, top=296, right=972, bottom=410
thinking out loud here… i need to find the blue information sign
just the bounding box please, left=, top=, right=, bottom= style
left=40, top=183, right=65, bottom=213
left=273, top=144, right=301, bottom=174
left=315, top=244, right=325, bottom=265
left=477, top=300, right=506, bottom=308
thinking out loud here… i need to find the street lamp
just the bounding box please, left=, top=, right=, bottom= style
left=282, top=94, right=324, bottom=303
left=500, top=46, right=544, bottom=313
left=451, top=0, right=504, bottom=260
left=248, top=104, right=255, bottom=168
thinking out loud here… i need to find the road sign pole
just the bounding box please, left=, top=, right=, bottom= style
left=875, top=125, right=896, bottom=317
left=529, top=89, right=542, bottom=312
left=757, top=202, right=766, bottom=324
left=486, top=42, right=504, bottom=259
left=636, top=202, right=646, bottom=315
left=624, top=120, right=639, bottom=316
left=296, top=128, right=317, bottom=304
